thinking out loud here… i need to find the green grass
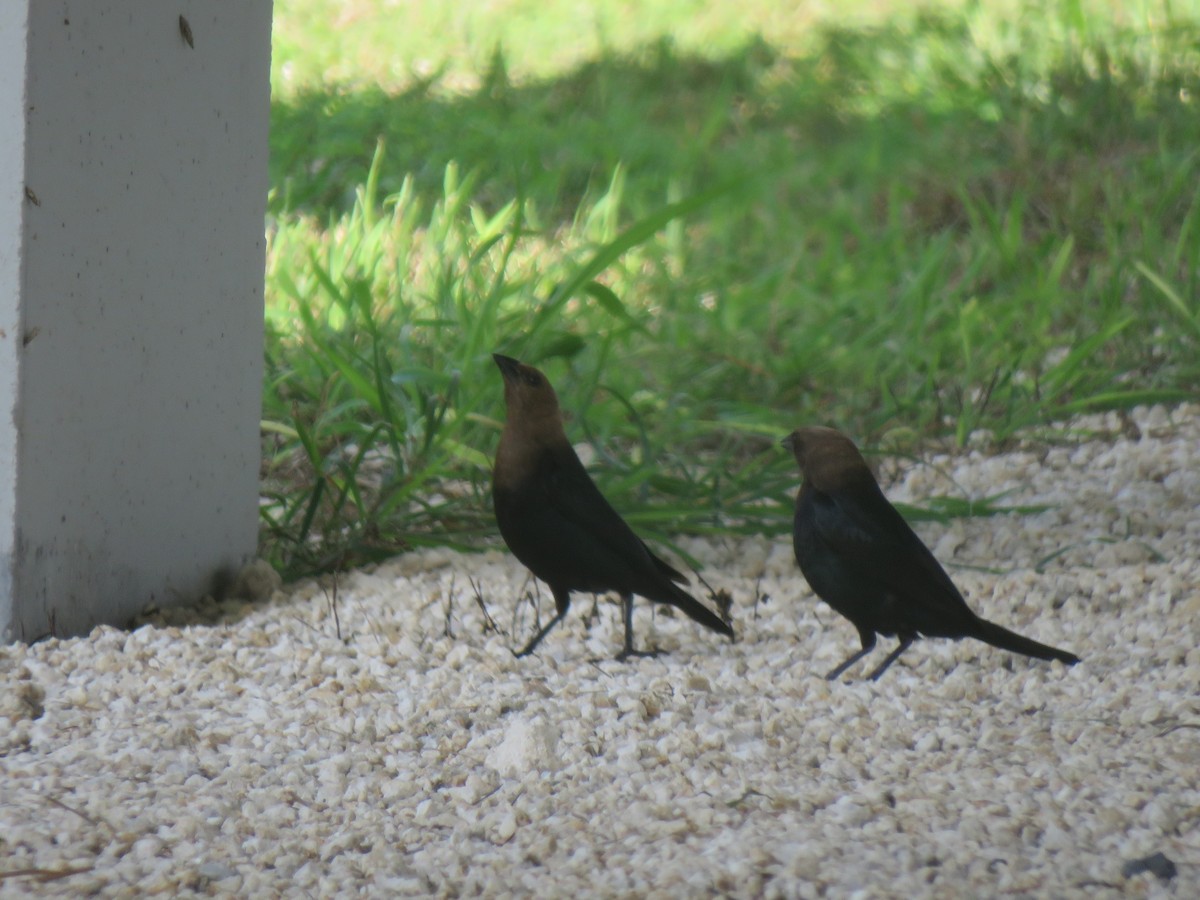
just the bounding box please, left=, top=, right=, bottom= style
left=263, top=0, right=1200, bottom=577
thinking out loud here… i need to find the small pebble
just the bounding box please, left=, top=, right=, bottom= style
left=1122, top=851, right=1178, bottom=881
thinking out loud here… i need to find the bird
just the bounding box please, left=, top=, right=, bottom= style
left=491, top=353, right=734, bottom=660
left=782, top=426, right=1080, bottom=681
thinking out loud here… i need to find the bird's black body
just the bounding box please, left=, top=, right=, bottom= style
left=784, top=427, right=1080, bottom=680
left=492, top=353, right=732, bottom=659
left=494, top=442, right=692, bottom=603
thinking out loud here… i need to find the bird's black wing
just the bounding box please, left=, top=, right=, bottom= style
left=807, top=483, right=976, bottom=631
left=505, top=445, right=729, bottom=636
left=539, top=447, right=664, bottom=569
left=494, top=443, right=669, bottom=596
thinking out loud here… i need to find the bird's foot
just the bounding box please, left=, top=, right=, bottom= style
left=511, top=639, right=543, bottom=659
left=614, top=646, right=664, bottom=662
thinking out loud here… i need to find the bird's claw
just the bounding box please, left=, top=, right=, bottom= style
left=614, top=646, right=664, bottom=662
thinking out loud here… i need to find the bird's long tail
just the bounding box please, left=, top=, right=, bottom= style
left=659, top=581, right=734, bottom=639
left=971, top=617, right=1079, bottom=665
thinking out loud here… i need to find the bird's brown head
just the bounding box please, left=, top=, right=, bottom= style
left=781, top=426, right=874, bottom=491
left=493, top=353, right=564, bottom=434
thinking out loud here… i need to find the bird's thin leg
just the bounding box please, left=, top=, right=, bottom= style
left=582, top=593, right=602, bottom=629
left=512, top=611, right=567, bottom=657
left=615, top=593, right=662, bottom=661
left=865, top=636, right=914, bottom=681
left=512, top=588, right=571, bottom=658
left=825, top=630, right=877, bottom=680
left=825, top=646, right=873, bottom=680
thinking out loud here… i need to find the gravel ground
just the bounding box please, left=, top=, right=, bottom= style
left=2, top=405, right=1198, bottom=897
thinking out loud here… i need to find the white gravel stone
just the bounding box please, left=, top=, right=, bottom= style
left=1, top=404, right=1198, bottom=897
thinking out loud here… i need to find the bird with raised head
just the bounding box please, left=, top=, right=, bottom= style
left=492, top=353, right=734, bottom=660
left=782, top=426, right=1080, bottom=681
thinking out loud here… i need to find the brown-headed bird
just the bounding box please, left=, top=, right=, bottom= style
left=782, top=426, right=1080, bottom=681
left=492, top=353, right=733, bottom=660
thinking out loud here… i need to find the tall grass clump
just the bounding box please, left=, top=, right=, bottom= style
left=262, top=151, right=759, bottom=576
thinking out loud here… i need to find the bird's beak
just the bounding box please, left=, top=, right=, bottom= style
left=780, top=433, right=795, bottom=451
left=492, top=353, right=522, bottom=379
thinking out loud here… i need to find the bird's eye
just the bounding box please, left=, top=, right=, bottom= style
left=523, top=372, right=541, bottom=387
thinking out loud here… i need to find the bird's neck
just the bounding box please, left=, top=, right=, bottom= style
left=805, top=456, right=876, bottom=494
left=496, top=421, right=571, bottom=485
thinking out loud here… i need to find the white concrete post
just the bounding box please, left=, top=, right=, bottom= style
left=0, top=3, right=273, bottom=641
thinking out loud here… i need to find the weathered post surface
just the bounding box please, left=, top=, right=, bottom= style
left=0, top=4, right=274, bottom=641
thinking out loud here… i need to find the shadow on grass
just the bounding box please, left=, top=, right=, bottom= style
left=271, top=10, right=1200, bottom=250
left=269, top=8, right=1200, bottom=437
